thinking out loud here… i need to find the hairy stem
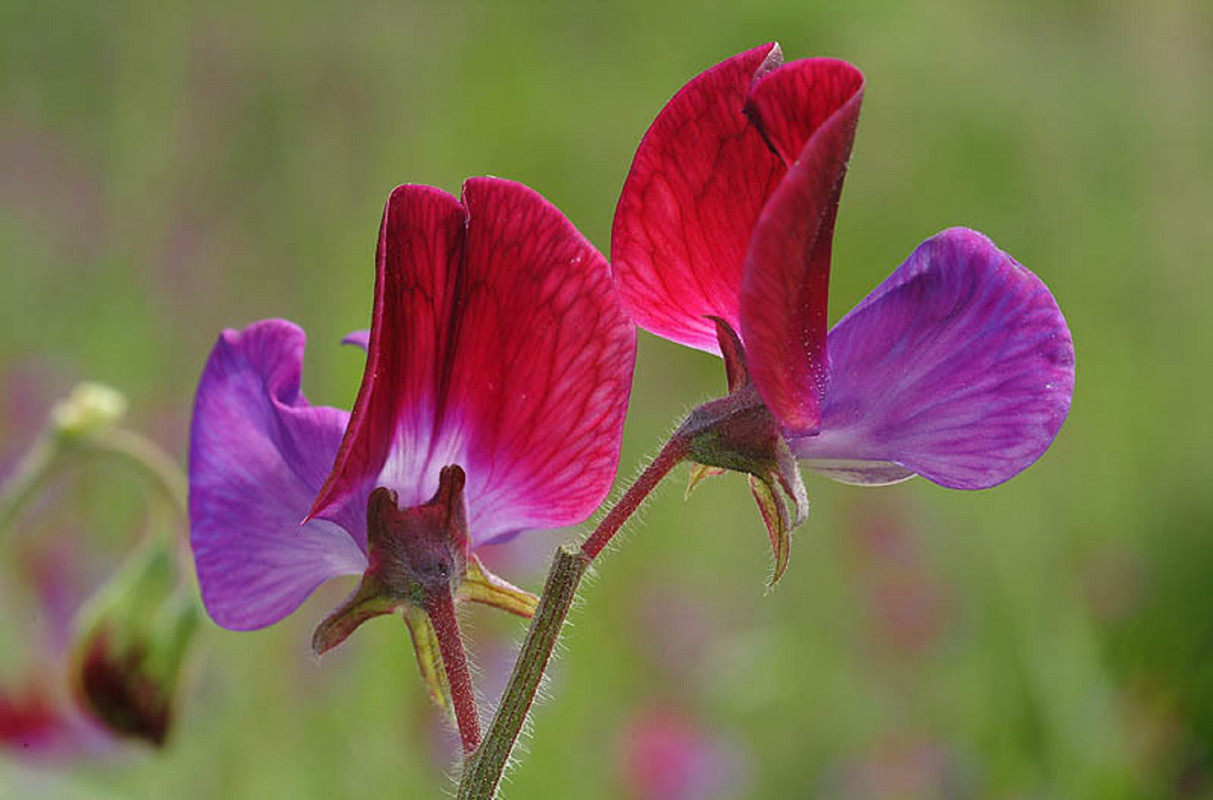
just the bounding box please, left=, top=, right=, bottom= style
left=428, top=589, right=482, bottom=754
left=457, top=433, right=689, bottom=798
left=457, top=545, right=589, bottom=800
left=579, top=433, right=689, bottom=560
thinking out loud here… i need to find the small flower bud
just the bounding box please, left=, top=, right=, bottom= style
left=69, top=539, right=199, bottom=747
left=49, top=382, right=128, bottom=442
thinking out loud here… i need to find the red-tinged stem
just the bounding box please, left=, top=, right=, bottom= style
left=579, top=433, right=690, bottom=561
left=426, top=590, right=481, bottom=753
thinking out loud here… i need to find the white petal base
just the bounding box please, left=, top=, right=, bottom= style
left=799, top=458, right=915, bottom=486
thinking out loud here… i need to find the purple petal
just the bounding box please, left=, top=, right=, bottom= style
left=789, top=229, right=1074, bottom=489
left=342, top=329, right=370, bottom=350
left=189, top=320, right=367, bottom=631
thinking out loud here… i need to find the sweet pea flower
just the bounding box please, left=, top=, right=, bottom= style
left=612, top=44, right=1074, bottom=580
left=189, top=177, right=635, bottom=749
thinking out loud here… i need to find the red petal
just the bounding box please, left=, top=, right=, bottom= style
left=310, top=185, right=466, bottom=520
left=449, top=178, right=635, bottom=540
left=612, top=44, right=787, bottom=353
left=739, top=59, right=863, bottom=434
left=312, top=179, right=635, bottom=543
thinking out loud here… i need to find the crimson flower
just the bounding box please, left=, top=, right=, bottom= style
left=612, top=44, right=1074, bottom=577
left=189, top=178, right=634, bottom=746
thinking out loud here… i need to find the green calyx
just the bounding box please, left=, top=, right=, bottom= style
left=677, top=319, right=809, bottom=588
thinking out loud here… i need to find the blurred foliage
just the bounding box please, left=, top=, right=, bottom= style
left=2, top=0, right=1212, bottom=797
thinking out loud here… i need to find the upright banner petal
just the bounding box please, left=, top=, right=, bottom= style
left=311, top=186, right=466, bottom=517
left=450, top=178, right=635, bottom=541
left=313, top=179, right=633, bottom=543
left=740, top=59, right=864, bottom=434
left=612, top=44, right=786, bottom=353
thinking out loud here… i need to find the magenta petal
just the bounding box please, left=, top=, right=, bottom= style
left=310, top=185, right=466, bottom=519
left=315, top=181, right=634, bottom=541
left=312, top=181, right=633, bottom=541
left=612, top=44, right=786, bottom=353
left=448, top=178, right=636, bottom=540
left=189, top=321, right=368, bottom=630
left=790, top=229, right=1075, bottom=489
left=740, top=59, right=864, bottom=434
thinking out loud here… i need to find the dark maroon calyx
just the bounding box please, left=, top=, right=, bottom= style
left=312, top=465, right=471, bottom=655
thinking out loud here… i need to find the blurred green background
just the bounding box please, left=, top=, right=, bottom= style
left=2, top=0, right=1211, bottom=797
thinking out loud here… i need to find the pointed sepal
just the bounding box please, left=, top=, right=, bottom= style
left=457, top=554, right=538, bottom=618
left=402, top=605, right=452, bottom=718
left=749, top=436, right=808, bottom=590
left=711, top=316, right=750, bottom=393
left=685, top=462, right=726, bottom=499
left=748, top=476, right=791, bottom=589
left=311, top=574, right=399, bottom=656
left=312, top=467, right=470, bottom=656
left=675, top=324, right=810, bottom=586
left=742, top=436, right=810, bottom=586
left=773, top=435, right=809, bottom=531
left=309, top=465, right=503, bottom=753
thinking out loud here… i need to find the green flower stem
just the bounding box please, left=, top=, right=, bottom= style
left=0, top=424, right=187, bottom=550
left=457, top=434, right=689, bottom=799
left=457, top=545, right=589, bottom=800
left=0, top=431, right=62, bottom=537
left=81, top=427, right=189, bottom=519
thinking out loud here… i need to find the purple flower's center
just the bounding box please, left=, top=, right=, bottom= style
left=684, top=386, right=782, bottom=472
left=313, top=464, right=524, bottom=754
left=312, top=463, right=536, bottom=753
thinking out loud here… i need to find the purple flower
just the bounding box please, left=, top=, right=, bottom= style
left=611, top=44, right=1074, bottom=573
left=188, top=178, right=635, bottom=744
